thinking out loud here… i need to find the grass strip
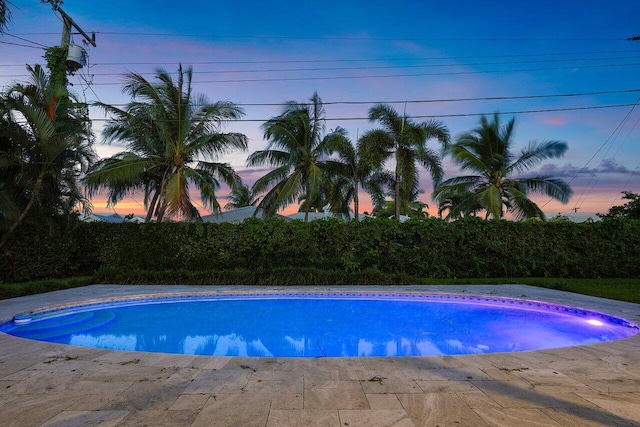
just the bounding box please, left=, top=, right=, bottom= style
left=0, top=276, right=94, bottom=300
left=2, top=275, right=639, bottom=304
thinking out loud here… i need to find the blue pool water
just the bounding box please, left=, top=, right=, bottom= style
left=1, top=293, right=637, bottom=357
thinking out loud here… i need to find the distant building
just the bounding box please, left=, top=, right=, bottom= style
left=201, top=206, right=289, bottom=224
left=286, top=211, right=375, bottom=221
left=79, top=213, right=145, bottom=223
left=287, top=211, right=342, bottom=221
left=550, top=212, right=601, bottom=223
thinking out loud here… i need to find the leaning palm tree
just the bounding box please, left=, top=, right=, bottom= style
left=248, top=92, right=341, bottom=221
left=0, top=64, right=95, bottom=248
left=358, top=104, right=450, bottom=220
left=433, top=113, right=573, bottom=220
left=85, top=65, right=248, bottom=222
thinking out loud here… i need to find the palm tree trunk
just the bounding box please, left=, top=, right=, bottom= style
left=145, top=188, right=160, bottom=223
left=156, top=201, right=167, bottom=222
left=151, top=172, right=169, bottom=222
left=394, top=169, right=401, bottom=221
left=353, top=178, right=359, bottom=220
left=304, top=181, right=310, bottom=222
left=0, top=171, right=45, bottom=250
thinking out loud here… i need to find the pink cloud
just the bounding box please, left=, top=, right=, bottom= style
left=540, top=115, right=570, bottom=126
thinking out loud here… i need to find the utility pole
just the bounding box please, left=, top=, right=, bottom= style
left=56, top=6, right=96, bottom=49
left=41, top=1, right=96, bottom=89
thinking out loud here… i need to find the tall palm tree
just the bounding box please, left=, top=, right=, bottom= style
left=358, top=104, right=450, bottom=220
left=0, top=64, right=95, bottom=248
left=433, top=113, right=573, bottom=220
left=248, top=92, right=342, bottom=221
left=224, top=183, right=258, bottom=210
left=85, top=65, right=248, bottom=222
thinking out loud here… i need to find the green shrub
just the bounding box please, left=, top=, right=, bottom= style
left=2, top=217, right=639, bottom=283
left=93, top=267, right=413, bottom=286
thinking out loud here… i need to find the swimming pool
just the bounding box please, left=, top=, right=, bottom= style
left=1, top=292, right=637, bottom=357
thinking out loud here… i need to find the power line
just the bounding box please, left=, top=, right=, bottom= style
left=538, top=98, right=640, bottom=211
left=0, top=40, right=44, bottom=49
left=83, top=62, right=640, bottom=86
left=87, top=103, right=639, bottom=123
left=4, top=33, right=49, bottom=49
left=603, top=110, right=640, bottom=210
left=3, top=49, right=638, bottom=68
left=571, top=98, right=640, bottom=212
left=5, top=55, right=640, bottom=79
left=10, top=31, right=631, bottom=41
left=91, top=89, right=640, bottom=108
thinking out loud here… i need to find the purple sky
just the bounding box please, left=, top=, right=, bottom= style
left=2, top=0, right=640, bottom=218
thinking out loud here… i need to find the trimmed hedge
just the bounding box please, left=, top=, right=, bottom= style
left=1, top=217, right=639, bottom=283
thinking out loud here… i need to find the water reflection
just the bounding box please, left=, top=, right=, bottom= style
left=70, top=333, right=137, bottom=350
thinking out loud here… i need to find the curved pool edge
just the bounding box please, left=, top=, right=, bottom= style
left=1, top=284, right=639, bottom=359
left=4, top=289, right=638, bottom=333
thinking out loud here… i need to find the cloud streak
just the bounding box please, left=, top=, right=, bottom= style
left=536, top=158, right=631, bottom=178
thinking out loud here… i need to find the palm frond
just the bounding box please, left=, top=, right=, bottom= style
left=509, top=140, right=569, bottom=174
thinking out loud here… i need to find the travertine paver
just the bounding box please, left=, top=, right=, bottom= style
left=338, top=409, right=414, bottom=427
left=0, top=284, right=640, bottom=426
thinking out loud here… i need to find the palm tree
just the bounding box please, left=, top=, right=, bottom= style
left=372, top=199, right=429, bottom=219
left=224, top=183, right=258, bottom=210
left=433, top=113, right=573, bottom=220
left=358, top=104, right=450, bottom=220
left=0, top=0, right=12, bottom=33
left=436, top=193, right=482, bottom=219
left=248, top=92, right=342, bottom=221
left=320, top=128, right=379, bottom=220
left=0, top=64, right=95, bottom=248
left=85, top=65, right=248, bottom=222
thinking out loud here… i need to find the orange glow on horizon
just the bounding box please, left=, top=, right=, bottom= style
left=90, top=191, right=624, bottom=220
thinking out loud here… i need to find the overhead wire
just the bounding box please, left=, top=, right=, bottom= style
left=10, top=31, right=631, bottom=41
left=90, top=89, right=640, bottom=108
left=79, top=62, right=640, bottom=86
left=537, top=97, right=640, bottom=211
left=3, top=33, right=49, bottom=49
left=86, top=103, right=639, bottom=123
left=604, top=113, right=640, bottom=209
left=571, top=98, right=640, bottom=212
left=3, top=54, right=640, bottom=78
left=0, top=39, right=44, bottom=49
left=2, top=48, right=638, bottom=68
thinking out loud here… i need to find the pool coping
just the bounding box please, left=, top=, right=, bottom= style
left=1, top=284, right=640, bottom=426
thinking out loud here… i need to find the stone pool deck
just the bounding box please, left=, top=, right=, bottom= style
left=0, top=284, right=639, bottom=426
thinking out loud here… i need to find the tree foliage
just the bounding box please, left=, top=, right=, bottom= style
left=224, top=183, right=258, bottom=210
left=85, top=65, right=247, bottom=222
left=597, top=191, right=640, bottom=220
left=0, top=64, right=95, bottom=248
left=248, top=92, right=344, bottom=221
left=434, top=114, right=572, bottom=220
left=359, top=104, right=450, bottom=220
left=0, top=0, right=12, bottom=33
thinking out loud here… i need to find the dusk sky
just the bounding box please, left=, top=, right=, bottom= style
left=2, top=0, right=640, bottom=219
